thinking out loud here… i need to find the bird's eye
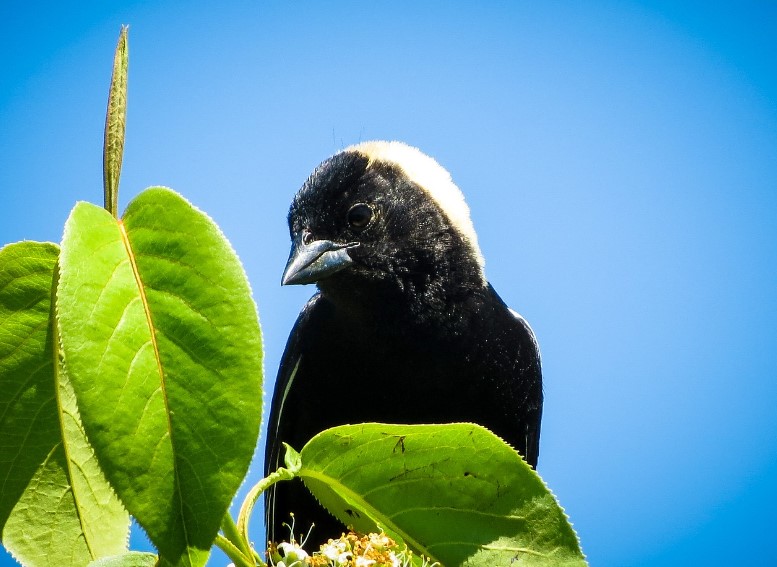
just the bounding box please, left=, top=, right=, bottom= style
left=347, top=203, right=373, bottom=230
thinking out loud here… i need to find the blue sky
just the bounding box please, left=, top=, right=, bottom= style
left=2, top=1, right=776, bottom=565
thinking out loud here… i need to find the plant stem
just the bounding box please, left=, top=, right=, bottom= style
left=237, top=466, right=297, bottom=548
left=222, top=512, right=253, bottom=559
left=214, top=533, right=260, bottom=567
left=103, top=25, right=128, bottom=218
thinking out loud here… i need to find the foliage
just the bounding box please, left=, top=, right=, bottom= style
left=297, top=424, right=585, bottom=567
left=0, top=242, right=129, bottom=567
left=0, top=27, right=586, bottom=567
left=56, top=190, right=263, bottom=566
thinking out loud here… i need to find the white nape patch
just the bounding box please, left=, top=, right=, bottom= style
left=346, top=140, right=486, bottom=277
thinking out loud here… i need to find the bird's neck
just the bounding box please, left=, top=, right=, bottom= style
left=318, top=269, right=488, bottom=338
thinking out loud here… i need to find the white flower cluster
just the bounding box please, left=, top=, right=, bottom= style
left=267, top=527, right=438, bottom=567
left=273, top=541, right=310, bottom=567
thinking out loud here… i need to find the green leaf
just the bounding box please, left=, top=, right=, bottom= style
left=56, top=188, right=263, bottom=567
left=88, top=551, right=158, bottom=567
left=0, top=242, right=129, bottom=566
left=103, top=25, right=128, bottom=217
left=299, top=423, right=587, bottom=567
left=282, top=442, right=302, bottom=472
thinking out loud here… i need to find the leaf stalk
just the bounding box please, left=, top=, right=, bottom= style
left=237, top=464, right=298, bottom=551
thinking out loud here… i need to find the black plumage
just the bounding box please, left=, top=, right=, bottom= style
left=265, top=141, right=543, bottom=545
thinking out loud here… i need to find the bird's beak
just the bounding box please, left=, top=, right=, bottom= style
left=281, top=232, right=359, bottom=286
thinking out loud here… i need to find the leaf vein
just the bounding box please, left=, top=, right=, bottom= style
left=388, top=506, right=528, bottom=522
left=119, top=221, right=193, bottom=552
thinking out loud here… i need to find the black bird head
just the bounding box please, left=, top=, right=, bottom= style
left=283, top=141, right=488, bottom=312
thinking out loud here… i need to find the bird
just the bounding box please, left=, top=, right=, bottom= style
left=264, top=140, right=543, bottom=547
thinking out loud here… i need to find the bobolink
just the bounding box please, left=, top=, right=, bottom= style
left=265, top=141, right=543, bottom=545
